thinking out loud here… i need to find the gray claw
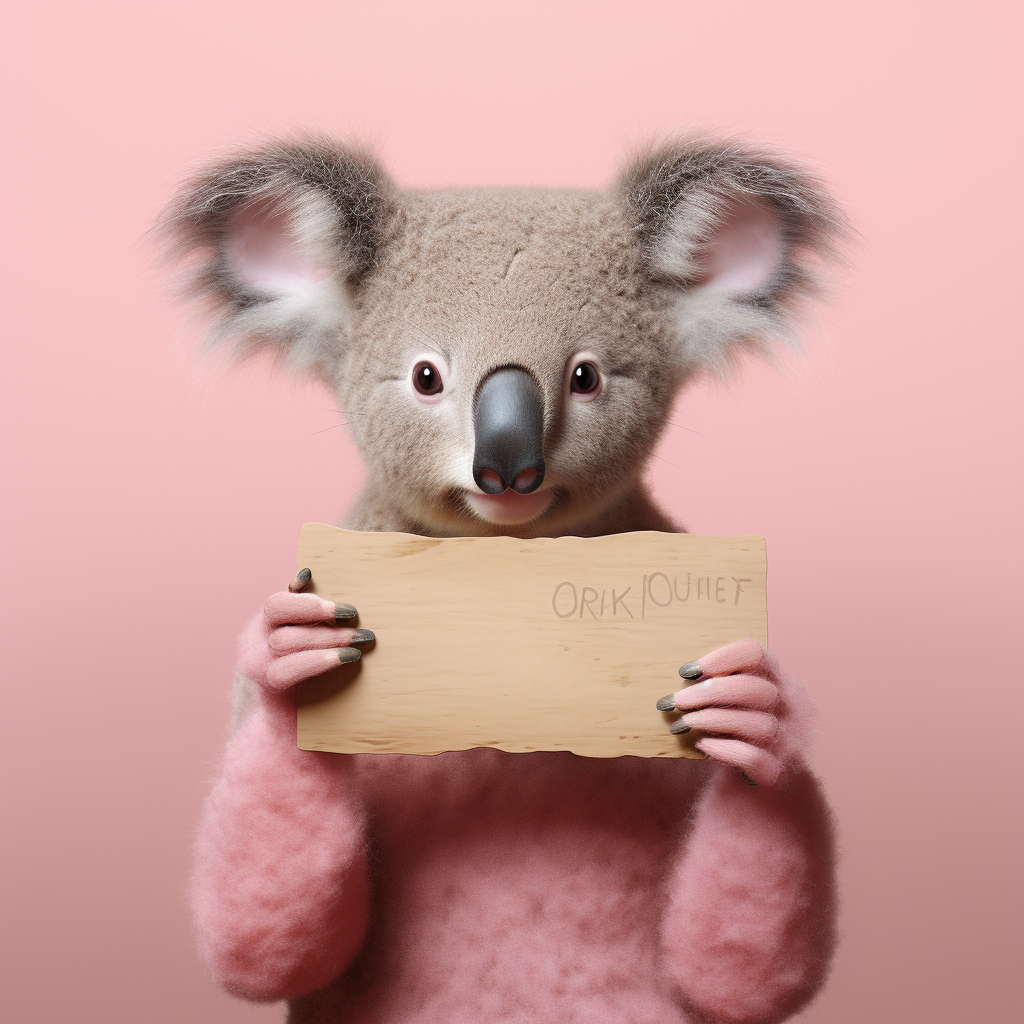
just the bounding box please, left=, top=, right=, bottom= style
left=288, top=568, right=312, bottom=593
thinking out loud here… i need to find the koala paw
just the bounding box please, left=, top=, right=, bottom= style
left=238, top=570, right=374, bottom=693
left=656, top=639, right=796, bottom=787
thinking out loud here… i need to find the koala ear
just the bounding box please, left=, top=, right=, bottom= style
left=161, top=135, right=396, bottom=374
left=619, top=137, right=846, bottom=374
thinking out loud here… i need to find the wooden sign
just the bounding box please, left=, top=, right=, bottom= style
left=295, top=524, right=767, bottom=759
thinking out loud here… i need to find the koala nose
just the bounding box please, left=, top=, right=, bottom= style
left=473, top=367, right=545, bottom=495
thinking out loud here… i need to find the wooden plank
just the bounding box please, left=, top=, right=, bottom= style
left=295, top=524, right=767, bottom=758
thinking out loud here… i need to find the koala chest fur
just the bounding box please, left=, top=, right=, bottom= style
left=289, top=749, right=704, bottom=1023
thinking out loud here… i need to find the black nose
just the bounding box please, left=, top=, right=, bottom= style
left=473, top=367, right=545, bottom=494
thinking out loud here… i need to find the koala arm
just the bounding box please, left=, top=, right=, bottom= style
left=660, top=652, right=837, bottom=1024
left=190, top=611, right=370, bottom=1003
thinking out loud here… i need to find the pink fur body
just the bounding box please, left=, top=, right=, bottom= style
left=191, top=613, right=835, bottom=1023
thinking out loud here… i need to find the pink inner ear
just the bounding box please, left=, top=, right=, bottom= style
left=696, top=197, right=784, bottom=293
left=223, top=199, right=333, bottom=294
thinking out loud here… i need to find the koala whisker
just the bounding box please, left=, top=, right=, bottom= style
left=668, top=421, right=705, bottom=436
left=336, top=459, right=362, bottom=481
left=319, top=401, right=368, bottom=413
left=408, top=325, right=449, bottom=361
left=305, top=423, right=355, bottom=438
left=653, top=453, right=687, bottom=473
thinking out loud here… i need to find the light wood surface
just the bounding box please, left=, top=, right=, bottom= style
left=295, top=524, right=768, bottom=758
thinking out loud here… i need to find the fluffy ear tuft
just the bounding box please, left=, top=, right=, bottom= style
left=619, top=136, right=847, bottom=374
left=159, top=135, right=396, bottom=374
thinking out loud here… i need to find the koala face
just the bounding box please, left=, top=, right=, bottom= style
left=339, top=189, right=677, bottom=535
left=163, top=135, right=842, bottom=536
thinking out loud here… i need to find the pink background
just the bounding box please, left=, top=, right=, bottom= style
left=2, top=2, right=1021, bottom=1021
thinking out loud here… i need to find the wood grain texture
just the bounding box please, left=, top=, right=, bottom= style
left=295, top=524, right=768, bottom=758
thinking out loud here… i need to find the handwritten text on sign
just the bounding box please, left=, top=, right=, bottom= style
left=294, top=525, right=768, bottom=759
left=552, top=573, right=753, bottom=620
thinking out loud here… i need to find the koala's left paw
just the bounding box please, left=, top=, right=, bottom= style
left=657, top=638, right=790, bottom=786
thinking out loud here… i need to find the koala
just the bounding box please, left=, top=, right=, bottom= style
left=165, top=133, right=844, bottom=1024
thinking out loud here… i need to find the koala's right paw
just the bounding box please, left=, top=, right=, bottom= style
left=245, top=570, right=373, bottom=693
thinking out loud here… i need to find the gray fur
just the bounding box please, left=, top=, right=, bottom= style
left=619, top=136, right=847, bottom=373
left=160, top=134, right=396, bottom=374
left=621, top=137, right=843, bottom=280
left=160, top=133, right=845, bottom=541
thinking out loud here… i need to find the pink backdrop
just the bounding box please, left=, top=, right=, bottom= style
left=2, top=2, right=1021, bottom=1021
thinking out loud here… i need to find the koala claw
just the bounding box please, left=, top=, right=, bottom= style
left=288, top=568, right=313, bottom=592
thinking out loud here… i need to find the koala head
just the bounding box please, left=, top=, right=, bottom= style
left=163, top=134, right=842, bottom=537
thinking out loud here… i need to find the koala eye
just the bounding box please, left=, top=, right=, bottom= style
left=569, top=360, right=601, bottom=399
left=412, top=360, right=444, bottom=397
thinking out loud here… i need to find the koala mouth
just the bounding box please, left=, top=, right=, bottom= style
left=463, top=487, right=554, bottom=526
